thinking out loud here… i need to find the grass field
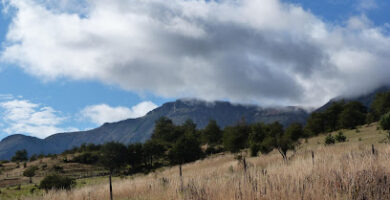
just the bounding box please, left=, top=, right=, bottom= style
left=0, top=153, right=106, bottom=200
left=4, top=122, right=385, bottom=200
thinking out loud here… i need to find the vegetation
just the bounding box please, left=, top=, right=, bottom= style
left=305, top=101, right=367, bottom=135
left=335, top=131, right=347, bottom=142
left=71, top=152, right=99, bottom=164
left=99, top=142, right=128, bottom=200
left=39, top=174, right=75, bottom=191
left=369, top=91, right=390, bottom=121
left=11, top=150, right=28, bottom=162
left=25, top=124, right=390, bottom=200
left=380, top=111, right=390, bottom=132
left=2, top=91, right=390, bottom=199
left=325, top=134, right=335, bottom=145
left=23, top=166, right=38, bottom=183
left=201, top=119, right=222, bottom=145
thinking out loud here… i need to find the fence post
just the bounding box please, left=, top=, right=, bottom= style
left=311, top=151, right=315, bottom=165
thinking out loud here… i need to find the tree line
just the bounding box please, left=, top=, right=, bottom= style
left=305, top=91, right=390, bottom=135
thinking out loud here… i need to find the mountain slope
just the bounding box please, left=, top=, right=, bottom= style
left=316, top=86, right=390, bottom=112
left=0, top=99, right=309, bottom=160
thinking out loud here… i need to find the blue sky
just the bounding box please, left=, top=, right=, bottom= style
left=0, top=0, right=389, bottom=139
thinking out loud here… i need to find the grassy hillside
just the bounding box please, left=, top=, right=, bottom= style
left=3, top=123, right=385, bottom=200
left=0, top=154, right=105, bottom=200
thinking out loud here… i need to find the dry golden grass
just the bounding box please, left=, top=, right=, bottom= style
left=25, top=123, right=390, bottom=200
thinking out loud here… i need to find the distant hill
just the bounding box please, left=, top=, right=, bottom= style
left=315, top=86, right=390, bottom=112
left=0, top=99, right=309, bottom=160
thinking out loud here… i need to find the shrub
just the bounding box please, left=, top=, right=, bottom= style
left=335, top=132, right=346, bottom=142
left=29, top=154, right=37, bottom=162
left=71, top=152, right=99, bottom=164
left=325, top=134, right=335, bottom=145
left=205, top=146, right=218, bottom=155
left=0, top=160, right=9, bottom=164
left=41, top=163, right=47, bottom=170
left=23, top=166, right=38, bottom=183
left=51, top=165, right=64, bottom=173
left=355, top=129, right=360, bottom=133
left=39, top=174, right=75, bottom=191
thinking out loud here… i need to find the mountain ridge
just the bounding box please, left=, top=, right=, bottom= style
left=315, top=86, right=390, bottom=112
left=0, top=99, right=308, bottom=160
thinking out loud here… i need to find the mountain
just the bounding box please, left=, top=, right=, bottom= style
left=316, top=86, right=390, bottom=112
left=0, top=99, right=309, bottom=160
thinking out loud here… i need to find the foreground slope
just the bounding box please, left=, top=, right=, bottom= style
left=24, top=123, right=390, bottom=200
left=0, top=99, right=308, bottom=160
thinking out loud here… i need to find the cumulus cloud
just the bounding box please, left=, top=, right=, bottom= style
left=1, top=0, right=390, bottom=107
left=0, top=99, right=78, bottom=138
left=81, top=101, right=158, bottom=125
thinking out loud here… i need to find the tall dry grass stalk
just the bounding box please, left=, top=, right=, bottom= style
left=25, top=143, right=390, bottom=200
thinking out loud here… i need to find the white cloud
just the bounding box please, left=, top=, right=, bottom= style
left=0, top=99, right=77, bottom=138
left=1, top=0, right=390, bottom=107
left=81, top=101, right=158, bottom=125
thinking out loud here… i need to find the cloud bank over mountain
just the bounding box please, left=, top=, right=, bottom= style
left=1, top=0, right=390, bottom=106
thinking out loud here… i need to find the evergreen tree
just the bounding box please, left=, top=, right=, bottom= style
left=11, top=149, right=28, bottom=162
left=371, top=92, right=390, bottom=121
left=168, top=133, right=203, bottom=188
left=380, top=111, right=390, bottom=133
left=99, top=142, right=128, bottom=200
left=127, top=143, right=145, bottom=173
left=248, top=123, right=266, bottom=156
left=338, top=101, right=367, bottom=129
left=323, top=101, right=345, bottom=132
left=223, top=123, right=250, bottom=153
left=23, top=166, right=38, bottom=183
left=305, top=112, right=326, bottom=135
left=201, top=120, right=222, bottom=145
left=143, top=140, right=165, bottom=169
left=274, top=122, right=301, bottom=160
left=151, top=117, right=177, bottom=145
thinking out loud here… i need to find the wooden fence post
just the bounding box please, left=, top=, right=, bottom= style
left=311, top=151, right=315, bottom=165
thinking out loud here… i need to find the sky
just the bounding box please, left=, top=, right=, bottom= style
left=0, top=0, right=389, bottom=139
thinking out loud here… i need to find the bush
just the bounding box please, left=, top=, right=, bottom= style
left=71, top=152, right=99, bottom=164
left=41, top=163, right=47, bottom=170
left=39, top=175, right=75, bottom=191
left=325, top=134, right=335, bottom=145
left=51, top=165, right=64, bottom=173
left=335, top=132, right=346, bottom=142
left=23, top=166, right=38, bottom=183
left=29, top=154, right=37, bottom=162
left=205, top=146, right=217, bottom=155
